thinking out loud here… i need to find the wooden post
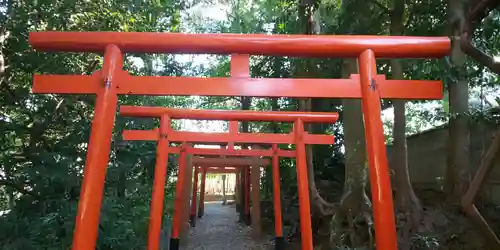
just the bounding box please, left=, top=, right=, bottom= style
left=222, top=174, right=227, bottom=205
left=294, top=119, right=313, bottom=250
left=244, top=167, right=251, bottom=225
left=170, top=145, right=188, bottom=250
left=238, top=169, right=246, bottom=222
left=71, top=45, right=122, bottom=250
left=358, top=49, right=398, bottom=250
left=190, top=166, right=199, bottom=227
left=180, top=152, right=193, bottom=247
left=251, top=160, right=262, bottom=239
left=272, top=145, right=284, bottom=250
left=148, top=115, right=171, bottom=250
left=235, top=170, right=241, bottom=212
left=198, top=167, right=207, bottom=218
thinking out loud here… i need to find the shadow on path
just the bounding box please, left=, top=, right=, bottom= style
left=185, top=203, right=272, bottom=250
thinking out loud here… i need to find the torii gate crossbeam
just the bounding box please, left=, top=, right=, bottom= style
left=196, top=167, right=240, bottom=174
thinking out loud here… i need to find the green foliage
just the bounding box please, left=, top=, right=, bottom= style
left=0, top=0, right=190, bottom=249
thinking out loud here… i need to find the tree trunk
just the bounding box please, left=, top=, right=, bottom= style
left=114, top=135, right=127, bottom=198
left=390, top=0, right=423, bottom=247
left=241, top=97, right=251, bottom=132
left=445, top=0, right=470, bottom=204
left=330, top=59, right=373, bottom=248
left=116, top=151, right=127, bottom=198
left=4, top=164, right=15, bottom=208
left=297, top=0, right=335, bottom=217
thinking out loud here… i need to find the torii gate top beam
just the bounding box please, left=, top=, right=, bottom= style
left=192, top=157, right=269, bottom=166
left=120, top=106, right=339, bottom=123
left=201, top=168, right=239, bottom=174
left=29, top=32, right=450, bottom=58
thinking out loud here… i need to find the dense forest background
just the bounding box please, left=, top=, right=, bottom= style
left=0, top=0, right=499, bottom=249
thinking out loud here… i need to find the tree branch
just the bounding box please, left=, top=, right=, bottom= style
left=0, top=179, right=40, bottom=198
left=460, top=0, right=500, bottom=74
left=369, top=0, right=390, bottom=14
left=197, top=96, right=239, bottom=108
left=404, top=0, right=417, bottom=30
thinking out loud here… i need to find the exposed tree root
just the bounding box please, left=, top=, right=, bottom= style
left=310, top=176, right=336, bottom=216
left=302, top=101, right=336, bottom=218
left=312, top=196, right=336, bottom=216
left=395, top=194, right=424, bottom=250
left=329, top=188, right=374, bottom=249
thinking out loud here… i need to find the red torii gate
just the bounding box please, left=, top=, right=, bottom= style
left=193, top=166, right=248, bottom=236
left=193, top=166, right=239, bottom=217
left=195, top=164, right=250, bottom=224
left=191, top=158, right=262, bottom=229
left=121, top=105, right=338, bottom=249
left=193, top=166, right=242, bottom=222
left=190, top=156, right=271, bottom=230
left=28, top=31, right=449, bottom=250
left=188, top=150, right=293, bottom=230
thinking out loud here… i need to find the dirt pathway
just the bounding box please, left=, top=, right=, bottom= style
left=184, top=202, right=273, bottom=250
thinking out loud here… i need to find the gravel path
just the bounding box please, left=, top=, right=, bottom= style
left=185, top=202, right=273, bottom=250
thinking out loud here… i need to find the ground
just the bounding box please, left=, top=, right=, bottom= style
left=185, top=202, right=274, bottom=250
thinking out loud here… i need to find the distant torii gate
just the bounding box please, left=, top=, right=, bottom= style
left=194, top=164, right=250, bottom=224
left=29, top=31, right=449, bottom=250
left=189, top=157, right=270, bottom=230
left=194, top=165, right=257, bottom=223
left=193, top=166, right=241, bottom=220
left=191, top=158, right=262, bottom=229
left=198, top=167, right=240, bottom=174
left=121, top=105, right=338, bottom=250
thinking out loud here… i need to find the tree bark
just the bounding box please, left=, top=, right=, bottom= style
left=297, top=0, right=335, bottom=217
left=114, top=132, right=128, bottom=198
left=445, top=0, right=470, bottom=204
left=389, top=0, right=423, bottom=247
left=241, top=97, right=251, bottom=132
left=460, top=0, right=500, bottom=75
left=330, top=59, right=373, bottom=248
